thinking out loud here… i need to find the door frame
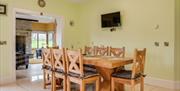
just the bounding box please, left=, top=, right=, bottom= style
left=12, top=8, right=64, bottom=81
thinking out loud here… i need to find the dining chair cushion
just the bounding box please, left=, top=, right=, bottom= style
left=84, top=64, right=97, bottom=72
left=68, top=70, right=99, bottom=79
left=114, top=66, right=125, bottom=73
left=54, top=68, right=65, bottom=74
left=112, top=70, right=141, bottom=79
left=42, top=65, right=52, bottom=71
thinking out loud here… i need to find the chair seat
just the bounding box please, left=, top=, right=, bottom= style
left=54, top=68, right=65, bottom=74
left=68, top=70, right=99, bottom=79
left=84, top=64, right=97, bottom=72
left=114, top=66, right=125, bottom=73
left=42, top=65, right=52, bottom=71
left=112, top=70, right=141, bottom=79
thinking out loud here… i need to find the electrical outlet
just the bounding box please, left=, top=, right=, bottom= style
left=71, top=45, right=74, bottom=49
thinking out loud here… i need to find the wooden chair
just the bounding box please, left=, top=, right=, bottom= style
left=109, top=47, right=126, bottom=72
left=52, top=48, right=66, bottom=91
left=111, top=48, right=146, bottom=91
left=95, top=46, right=109, bottom=56
left=42, top=48, right=53, bottom=90
left=84, top=46, right=97, bottom=72
left=109, top=47, right=125, bottom=57
left=84, top=46, right=95, bottom=55
left=65, top=49, right=100, bottom=91
left=47, top=46, right=59, bottom=49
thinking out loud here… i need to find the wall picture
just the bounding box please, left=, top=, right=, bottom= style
left=0, top=4, right=6, bottom=15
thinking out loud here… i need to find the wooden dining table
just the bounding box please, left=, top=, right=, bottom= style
left=83, top=56, right=133, bottom=91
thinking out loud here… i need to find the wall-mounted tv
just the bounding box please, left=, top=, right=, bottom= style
left=101, top=12, right=121, bottom=28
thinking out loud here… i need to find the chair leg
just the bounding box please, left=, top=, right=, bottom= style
left=111, top=78, right=115, bottom=91
left=140, top=77, right=144, bottom=91
left=67, top=78, right=71, bottom=91
left=80, top=81, right=85, bottom=91
left=96, top=77, right=100, bottom=91
left=47, top=74, right=50, bottom=80
left=131, top=81, right=135, bottom=91
left=52, top=75, right=56, bottom=91
left=43, top=71, right=46, bottom=89
left=131, top=85, right=135, bottom=91
left=63, top=76, right=67, bottom=91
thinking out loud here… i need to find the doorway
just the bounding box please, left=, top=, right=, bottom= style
left=14, top=9, right=63, bottom=81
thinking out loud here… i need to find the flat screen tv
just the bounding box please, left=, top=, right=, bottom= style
left=101, top=12, right=121, bottom=28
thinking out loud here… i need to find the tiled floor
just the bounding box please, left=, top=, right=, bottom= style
left=0, top=64, right=178, bottom=91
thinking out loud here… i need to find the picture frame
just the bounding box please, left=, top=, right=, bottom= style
left=0, top=4, right=6, bottom=15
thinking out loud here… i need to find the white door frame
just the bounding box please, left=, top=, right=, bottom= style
left=12, top=8, right=64, bottom=81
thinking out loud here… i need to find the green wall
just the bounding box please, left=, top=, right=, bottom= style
left=175, top=0, right=180, bottom=81
left=78, top=0, right=175, bottom=81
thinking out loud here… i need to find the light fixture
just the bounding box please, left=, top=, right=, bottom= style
left=38, top=0, right=46, bottom=8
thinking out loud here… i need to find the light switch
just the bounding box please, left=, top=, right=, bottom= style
left=164, top=42, right=169, bottom=47
left=0, top=41, right=7, bottom=45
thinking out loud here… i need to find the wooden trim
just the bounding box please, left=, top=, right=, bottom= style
left=53, top=31, right=57, bottom=47
left=46, top=32, right=48, bottom=47
left=32, top=22, right=56, bottom=31
left=16, top=18, right=38, bottom=22
left=37, top=33, right=39, bottom=48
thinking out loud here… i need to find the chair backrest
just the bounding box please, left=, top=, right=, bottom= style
left=95, top=46, right=109, bottom=56
left=65, top=49, right=84, bottom=77
left=42, top=48, right=52, bottom=67
left=52, top=48, right=66, bottom=73
left=47, top=46, right=59, bottom=49
left=52, top=46, right=59, bottom=49
left=84, top=46, right=95, bottom=55
left=131, top=48, right=146, bottom=78
left=109, top=47, right=125, bottom=57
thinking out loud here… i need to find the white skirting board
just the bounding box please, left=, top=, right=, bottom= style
left=0, top=76, right=16, bottom=85
left=145, top=76, right=180, bottom=90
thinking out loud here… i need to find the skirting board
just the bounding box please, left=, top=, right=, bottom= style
left=145, top=76, right=180, bottom=90
left=0, top=76, right=16, bottom=85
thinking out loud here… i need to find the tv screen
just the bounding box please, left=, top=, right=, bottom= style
left=101, top=12, right=121, bottom=28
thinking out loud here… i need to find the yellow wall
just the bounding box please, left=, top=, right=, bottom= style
left=0, top=0, right=86, bottom=84
left=0, top=0, right=179, bottom=85
left=78, top=0, right=175, bottom=80
left=175, top=0, right=180, bottom=81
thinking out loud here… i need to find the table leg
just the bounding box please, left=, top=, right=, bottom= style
left=115, top=83, right=124, bottom=91
left=95, top=66, right=125, bottom=91
left=95, top=67, right=113, bottom=91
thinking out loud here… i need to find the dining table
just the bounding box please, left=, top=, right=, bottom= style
left=83, top=56, right=133, bottom=91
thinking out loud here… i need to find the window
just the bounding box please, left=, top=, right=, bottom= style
left=38, top=33, right=47, bottom=48
left=48, top=32, right=53, bottom=47
left=31, top=32, right=54, bottom=49
left=32, top=33, right=38, bottom=48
